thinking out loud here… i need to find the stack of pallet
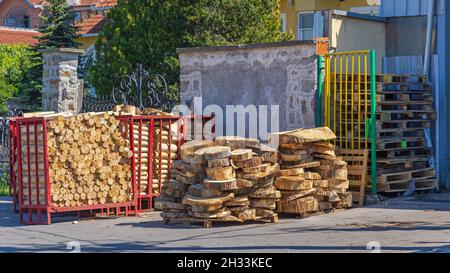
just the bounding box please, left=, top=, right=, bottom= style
left=272, top=127, right=351, bottom=217
left=19, top=113, right=133, bottom=207
left=161, top=138, right=279, bottom=227
left=372, top=75, right=436, bottom=193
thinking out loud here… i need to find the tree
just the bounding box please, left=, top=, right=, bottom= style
left=36, top=0, right=81, bottom=49
left=89, top=0, right=291, bottom=100
left=0, top=45, right=38, bottom=114
left=19, top=0, right=81, bottom=111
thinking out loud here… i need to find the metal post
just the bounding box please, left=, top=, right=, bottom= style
left=370, top=50, right=377, bottom=195
left=316, top=55, right=324, bottom=127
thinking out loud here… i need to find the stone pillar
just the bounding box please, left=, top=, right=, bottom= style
left=40, top=48, right=85, bottom=113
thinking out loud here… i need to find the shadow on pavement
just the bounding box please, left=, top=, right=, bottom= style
left=2, top=241, right=450, bottom=253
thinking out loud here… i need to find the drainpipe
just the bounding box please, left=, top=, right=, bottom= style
left=424, top=0, right=435, bottom=77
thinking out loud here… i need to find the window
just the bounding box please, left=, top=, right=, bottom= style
left=288, top=0, right=295, bottom=7
left=298, top=12, right=314, bottom=40
left=74, top=12, right=81, bottom=23
left=281, top=13, right=287, bottom=33
left=5, top=7, right=31, bottom=28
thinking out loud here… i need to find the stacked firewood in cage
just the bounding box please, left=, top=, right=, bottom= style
left=160, top=137, right=280, bottom=226
left=272, top=127, right=352, bottom=217
left=115, top=104, right=180, bottom=196
left=131, top=121, right=179, bottom=195
left=19, top=113, right=134, bottom=207
left=18, top=123, right=46, bottom=205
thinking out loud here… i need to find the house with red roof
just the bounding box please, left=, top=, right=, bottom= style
left=0, top=0, right=117, bottom=47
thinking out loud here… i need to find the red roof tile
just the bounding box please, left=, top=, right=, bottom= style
left=27, top=0, right=46, bottom=5
left=0, top=27, right=41, bottom=46
left=27, top=0, right=117, bottom=8
left=77, top=0, right=100, bottom=6
left=75, top=14, right=105, bottom=35
left=95, top=0, right=117, bottom=8
left=76, top=0, right=117, bottom=7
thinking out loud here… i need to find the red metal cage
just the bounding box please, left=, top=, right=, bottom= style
left=12, top=116, right=138, bottom=225
left=9, top=114, right=215, bottom=224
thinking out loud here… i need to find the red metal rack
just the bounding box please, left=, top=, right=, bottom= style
left=9, top=114, right=215, bottom=224
left=9, top=118, right=18, bottom=212
left=13, top=116, right=138, bottom=225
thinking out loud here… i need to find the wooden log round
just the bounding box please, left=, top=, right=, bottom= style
left=234, top=156, right=263, bottom=169
left=182, top=193, right=235, bottom=207
left=276, top=168, right=304, bottom=177
left=274, top=177, right=313, bottom=191
left=207, top=158, right=231, bottom=168
left=203, top=178, right=238, bottom=191
left=231, top=149, right=253, bottom=162
left=203, top=146, right=232, bottom=161
left=205, top=166, right=235, bottom=181
left=188, top=209, right=231, bottom=219
left=180, top=140, right=214, bottom=163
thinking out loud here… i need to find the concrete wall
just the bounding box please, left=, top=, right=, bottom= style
left=330, top=13, right=386, bottom=71
left=178, top=41, right=318, bottom=138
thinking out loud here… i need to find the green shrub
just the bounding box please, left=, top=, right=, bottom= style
left=0, top=169, right=9, bottom=196
left=0, top=45, right=37, bottom=114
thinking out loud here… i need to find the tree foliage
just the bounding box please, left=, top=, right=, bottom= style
left=19, top=0, right=82, bottom=112
left=0, top=45, right=37, bottom=114
left=89, top=0, right=291, bottom=98
left=37, top=0, right=81, bottom=49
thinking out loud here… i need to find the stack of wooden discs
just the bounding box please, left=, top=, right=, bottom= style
left=161, top=138, right=280, bottom=226
left=232, top=148, right=280, bottom=220
left=312, top=142, right=352, bottom=209
left=159, top=140, right=214, bottom=221
left=272, top=127, right=351, bottom=216
left=185, top=146, right=238, bottom=220
left=155, top=161, right=189, bottom=219
left=274, top=142, right=322, bottom=216
left=42, top=113, right=133, bottom=207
